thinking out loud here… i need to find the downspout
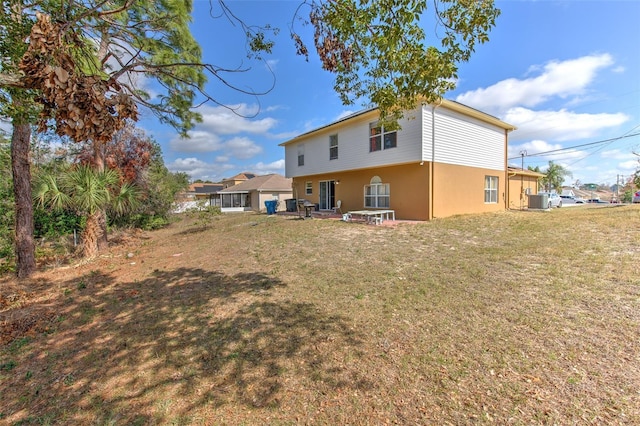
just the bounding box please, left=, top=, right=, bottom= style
left=429, top=100, right=442, bottom=220
left=504, top=129, right=509, bottom=211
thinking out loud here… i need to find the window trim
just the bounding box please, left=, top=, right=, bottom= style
left=329, top=134, right=338, bottom=160
left=305, top=181, right=313, bottom=195
left=369, top=123, right=397, bottom=152
left=484, top=175, right=499, bottom=204
left=364, top=176, right=390, bottom=208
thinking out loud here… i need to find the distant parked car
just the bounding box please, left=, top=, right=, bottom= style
left=633, top=191, right=640, bottom=203
left=560, top=194, right=585, bottom=204
left=586, top=198, right=608, bottom=204
left=539, top=192, right=562, bottom=208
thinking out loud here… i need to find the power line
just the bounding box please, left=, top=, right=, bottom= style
left=507, top=131, right=640, bottom=160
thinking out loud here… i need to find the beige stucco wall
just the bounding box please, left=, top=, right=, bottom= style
left=508, top=174, right=540, bottom=210
left=430, top=163, right=507, bottom=219
left=293, top=164, right=429, bottom=220
left=292, top=162, right=508, bottom=221
left=255, top=191, right=293, bottom=212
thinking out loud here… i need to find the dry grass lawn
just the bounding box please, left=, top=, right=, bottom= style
left=1, top=205, right=639, bottom=424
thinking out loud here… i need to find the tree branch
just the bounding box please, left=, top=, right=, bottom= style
left=0, top=72, right=26, bottom=88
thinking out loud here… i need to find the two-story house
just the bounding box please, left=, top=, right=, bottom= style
left=280, top=100, right=516, bottom=221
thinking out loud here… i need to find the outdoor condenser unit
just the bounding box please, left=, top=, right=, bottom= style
left=528, top=193, right=548, bottom=209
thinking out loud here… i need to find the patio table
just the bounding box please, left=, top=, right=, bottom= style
left=346, top=209, right=395, bottom=225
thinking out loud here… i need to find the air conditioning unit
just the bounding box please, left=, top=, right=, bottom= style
left=528, top=193, right=548, bottom=209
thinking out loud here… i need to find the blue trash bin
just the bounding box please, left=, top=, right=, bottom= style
left=265, top=200, right=277, bottom=215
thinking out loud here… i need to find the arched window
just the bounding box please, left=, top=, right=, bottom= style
left=364, top=176, right=390, bottom=208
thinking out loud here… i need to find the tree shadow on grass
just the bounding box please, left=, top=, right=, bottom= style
left=1, top=267, right=368, bottom=424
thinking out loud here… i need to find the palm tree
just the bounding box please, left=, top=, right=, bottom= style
left=34, top=165, right=138, bottom=258
left=543, top=161, right=573, bottom=193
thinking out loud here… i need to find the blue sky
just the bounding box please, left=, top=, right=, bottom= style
left=139, top=0, right=640, bottom=187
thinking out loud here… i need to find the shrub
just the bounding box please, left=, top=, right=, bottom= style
left=34, top=208, right=82, bottom=239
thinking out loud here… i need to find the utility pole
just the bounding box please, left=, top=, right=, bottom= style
left=520, top=150, right=527, bottom=210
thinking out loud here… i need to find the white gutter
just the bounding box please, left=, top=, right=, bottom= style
left=430, top=100, right=442, bottom=220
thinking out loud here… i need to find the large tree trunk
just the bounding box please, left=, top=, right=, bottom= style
left=82, top=211, right=101, bottom=258
left=96, top=212, right=108, bottom=251
left=11, top=123, right=36, bottom=278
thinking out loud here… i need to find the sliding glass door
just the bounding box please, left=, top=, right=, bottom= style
left=319, top=180, right=335, bottom=210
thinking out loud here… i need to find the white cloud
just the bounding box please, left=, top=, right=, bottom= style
left=271, top=130, right=301, bottom=140
left=169, top=157, right=211, bottom=171
left=99, top=39, right=162, bottom=101
left=266, top=59, right=279, bottom=71
left=618, top=159, right=639, bottom=171
left=167, top=157, right=235, bottom=182
left=166, top=103, right=282, bottom=166
left=456, top=54, right=614, bottom=114
left=335, top=110, right=357, bottom=120
left=457, top=53, right=633, bottom=188
left=509, top=139, right=563, bottom=159
left=601, top=149, right=636, bottom=161
left=197, top=104, right=278, bottom=135
left=509, top=139, right=588, bottom=164
left=265, top=105, right=284, bottom=113
left=170, top=157, right=285, bottom=182
left=169, top=131, right=223, bottom=153
left=225, top=136, right=263, bottom=159
left=506, top=108, right=629, bottom=142
left=253, top=159, right=285, bottom=174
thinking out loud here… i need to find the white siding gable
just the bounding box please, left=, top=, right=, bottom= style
left=422, top=105, right=505, bottom=171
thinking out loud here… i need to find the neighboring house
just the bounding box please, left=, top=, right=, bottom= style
left=280, top=100, right=516, bottom=220
left=561, top=189, right=576, bottom=198
left=221, top=172, right=256, bottom=189
left=180, top=173, right=258, bottom=207
left=218, top=174, right=293, bottom=213
left=508, top=167, right=545, bottom=210
left=183, top=182, right=224, bottom=205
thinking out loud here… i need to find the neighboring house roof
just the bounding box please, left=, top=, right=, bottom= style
left=508, top=167, right=545, bottom=178
left=218, top=174, right=292, bottom=193
left=222, top=172, right=256, bottom=182
left=188, top=183, right=224, bottom=194
left=279, top=99, right=516, bottom=147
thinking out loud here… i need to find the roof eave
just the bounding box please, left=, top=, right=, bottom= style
left=437, top=99, right=517, bottom=131
left=279, top=107, right=379, bottom=147
left=279, top=100, right=516, bottom=147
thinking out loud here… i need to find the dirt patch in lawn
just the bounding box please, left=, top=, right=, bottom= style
left=1, top=206, right=639, bottom=424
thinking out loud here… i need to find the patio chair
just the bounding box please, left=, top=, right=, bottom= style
left=332, top=200, right=342, bottom=214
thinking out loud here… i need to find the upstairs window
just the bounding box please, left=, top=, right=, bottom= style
left=329, top=134, right=338, bottom=160
left=484, top=176, right=498, bottom=203
left=369, top=123, right=397, bottom=152
left=297, top=144, right=305, bottom=167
